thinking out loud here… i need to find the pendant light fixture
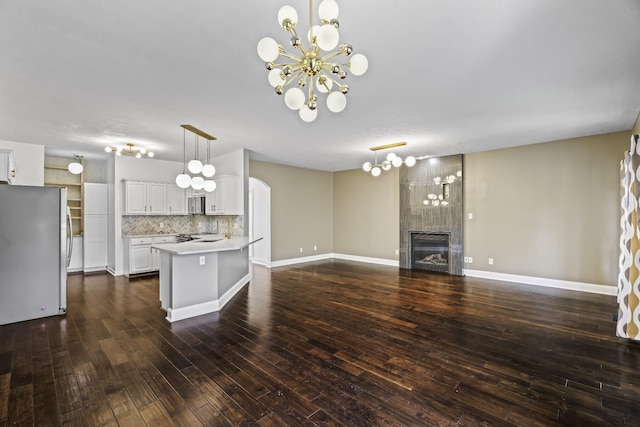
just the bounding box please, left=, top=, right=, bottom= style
left=67, top=155, right=83, bottom=174
left=176, top=125, right=218, bottom=192
left=362, top=142, right=416, bottom=177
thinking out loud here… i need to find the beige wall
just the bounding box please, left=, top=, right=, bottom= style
left=633, top=111, right=640, bottom=135
left=464, top=131, right=628, bottom=286
left=250, top=130, right=629, bottom=286
left=333, top=168, right=400, bottom=260
left=249, top=160, right=333, bottom=261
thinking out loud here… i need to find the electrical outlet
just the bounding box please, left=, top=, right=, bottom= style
left=468, top=257, right=473, bottom=264
left=199, top=256, right=205, bottom=265
left=468, top=213, right=473, bottom=220
left=314, top=245, right=317, bottom=251
left=159, top=222, right=164, bottom=229
left=300, top=247, right=303, bottom=253
left=488, top=258, right=494, bottom=265
left=464, top=256, right=469, bottom=263
left=395, top=249, right=399, bottom=255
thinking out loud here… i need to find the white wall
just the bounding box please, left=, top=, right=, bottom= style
left=0, top=139, right=44, bottom=186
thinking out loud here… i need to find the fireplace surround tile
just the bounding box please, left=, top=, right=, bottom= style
left=400, top=154, right=463, bottom=275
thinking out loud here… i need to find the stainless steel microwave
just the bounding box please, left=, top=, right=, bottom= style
left=187, top=196, right=205, bottom=214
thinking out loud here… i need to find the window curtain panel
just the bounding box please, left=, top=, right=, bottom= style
left=618, top=134, right=640, bottom=340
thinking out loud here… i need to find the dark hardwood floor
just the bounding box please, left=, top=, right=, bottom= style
left=1, top=260, right=639, bottom=426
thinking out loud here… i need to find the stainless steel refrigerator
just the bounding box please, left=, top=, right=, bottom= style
left=0, top=185, right=72, bottom=325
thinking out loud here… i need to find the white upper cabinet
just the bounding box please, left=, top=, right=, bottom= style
left=205, top=175, right=242, bottom=215
left=166, top=184, right=187, bottom=215
left=124, top=181, right=167, bottom=215
left=0, top=149, right=16, bottom=184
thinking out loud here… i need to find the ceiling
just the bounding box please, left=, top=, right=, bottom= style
left=1, top=0, right=639, bottom=172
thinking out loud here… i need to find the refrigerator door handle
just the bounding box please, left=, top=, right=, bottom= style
left=66, top=206, right=73, bottom=267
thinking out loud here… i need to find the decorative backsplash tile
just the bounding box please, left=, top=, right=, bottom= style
left=122, top=215, right=244, bottom=236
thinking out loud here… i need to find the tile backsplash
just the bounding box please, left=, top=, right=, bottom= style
left=122, top=215, right=244, bottom=236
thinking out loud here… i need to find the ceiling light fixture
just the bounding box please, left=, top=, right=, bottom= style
left=67, top=155, right=83, bottom=175
left=105, top=143, right=154, bottom=158
left=257, top=0, right=368, bottom=122
left=363, top=142, right=416, bottom=177
left=176, top=125, right=217, bottom=192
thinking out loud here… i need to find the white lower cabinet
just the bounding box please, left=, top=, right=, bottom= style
left=125, top=236, right=175, bottom=276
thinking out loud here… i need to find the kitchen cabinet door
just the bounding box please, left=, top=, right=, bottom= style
left=84, top=215, right=107, bottom=271
left=125, top=181, right=147, bottom=214
left=130, top=245, right=152, bottom=273
left=124, top=181, right=167, bottom=215
left=147, top=183, right=166, bottom=214
left=167, top=184, right=187, bottom=215
left=205, top=175, right=242, bottom=215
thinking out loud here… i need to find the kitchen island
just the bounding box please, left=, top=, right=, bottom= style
left=152, top=235, right=261, bottom=322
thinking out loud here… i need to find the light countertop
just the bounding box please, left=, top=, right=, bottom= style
left=151, top=235, right=262, bottom=255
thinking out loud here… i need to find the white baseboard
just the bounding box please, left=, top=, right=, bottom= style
left=332, top=253, right=399, bottom=267
left=270, top=253, right=333, bottom=267
left=269, top=253, right=399, bottom=268
left=165, top=273, right=252, bottom=322
left=463, top=269, right=616, bottom=296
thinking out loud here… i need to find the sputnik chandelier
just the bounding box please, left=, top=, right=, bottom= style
left=257, top=0, right=369, bottom=122
left=105, top=143, right=154, bottom=158
left=175, top=125, right=217, bottom=192
left=363, top=142, right=416, bottom=177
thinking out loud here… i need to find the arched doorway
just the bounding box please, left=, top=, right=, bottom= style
left=249, top=177, right=271, bottom=266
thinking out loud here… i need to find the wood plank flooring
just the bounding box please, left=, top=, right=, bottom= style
left=1, top=260, right=639, bottom=426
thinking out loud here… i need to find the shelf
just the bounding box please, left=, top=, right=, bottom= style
left=45, top=182, right=82, bottom=187
left=44, top=158, right=84, bottom=236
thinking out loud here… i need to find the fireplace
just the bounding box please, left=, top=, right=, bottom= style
left=410, top=232, right=450, bottom=273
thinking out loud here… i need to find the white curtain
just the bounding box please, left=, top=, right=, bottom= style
left=618, top=134, right=640, bottom=340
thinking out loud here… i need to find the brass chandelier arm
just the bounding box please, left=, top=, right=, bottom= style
left=279, top=50, right=302, bottom=61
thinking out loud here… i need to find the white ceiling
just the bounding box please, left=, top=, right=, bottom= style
left=0, top=0, right=639, bottom=172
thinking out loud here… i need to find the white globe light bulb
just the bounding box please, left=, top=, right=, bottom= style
left=316, top=24, right=339, bottom=51
left=382, top=161, right=392, bottom=171
left=175, top=174, right=192, bottom=189
left=318, top=0, right=339, bottom=20
left=68, top=162, right=83, bottom=174
left=405, top=156, right=416, bottom=167
left=386, top=153, right=397, bottom=161
left=277, top=5, right=298, bottom=26
left=203, top=180, right=217, bottom=192
left=191, top=176, right=205, bottom=190
left=268, top=68, right=285, bottom=87
left=349, top=53, right=368, bottom=76
left=371, top=166, right=381, bottom=177
left=285, top=87, right=305, bottom=110
left=391, top=157, right=403, bottom=167
left=326, top=91, right=346, bottom=113
left=202, top=164, right=216, bottom=178
left=299, top=104, right=318, bottom=122
left=257, top=37, right=279, bottom=62
left=147, top=152, right=154, bottom=157
left=188, top=159, right=203, bottom=174
left=363, top=162, right=372, bottom=172
left=104, top=147, right=113, bottom=152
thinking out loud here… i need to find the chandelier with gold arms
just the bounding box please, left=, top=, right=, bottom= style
left=257, top=0, right=368, bottom=122
left=363, top=142, right=416, bottom=177
left=105, top=143, right=154, bottom=158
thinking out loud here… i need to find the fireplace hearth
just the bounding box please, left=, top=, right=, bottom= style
left=410, top=232, right=450, bottom=273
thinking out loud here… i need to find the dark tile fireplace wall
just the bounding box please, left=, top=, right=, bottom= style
left=399, top=154, right=464, bottom=275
